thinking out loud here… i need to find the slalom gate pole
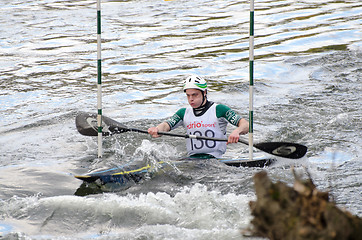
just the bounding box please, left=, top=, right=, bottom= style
left=97, top=0, right=103, bottom=158
left=248, top=0, right=254, bottom=161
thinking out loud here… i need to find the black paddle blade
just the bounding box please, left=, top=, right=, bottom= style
left=75, top=112, right=130, bottom=136
left=254, top=142, right=307, bottom=159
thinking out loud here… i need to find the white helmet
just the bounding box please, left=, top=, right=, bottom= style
left=183, top=75, right=207, bottom=92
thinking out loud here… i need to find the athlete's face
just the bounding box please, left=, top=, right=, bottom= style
left=185, top=89, right=205, bottom=108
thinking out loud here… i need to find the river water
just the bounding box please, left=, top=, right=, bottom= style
left=0, top=0, right=361, bottom=239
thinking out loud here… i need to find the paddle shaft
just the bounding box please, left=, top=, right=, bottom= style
left=128, top=127, right=252, bottom=146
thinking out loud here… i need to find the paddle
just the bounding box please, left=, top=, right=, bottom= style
left=76, top=112, right=307, bottom=159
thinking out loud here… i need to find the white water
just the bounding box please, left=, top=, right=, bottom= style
left=1, top=184, right=255, bottom=239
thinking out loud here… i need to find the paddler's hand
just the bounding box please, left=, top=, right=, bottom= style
left=227, top=119, right=249, bottom=144
left=148, top=127, right=161, bottom=138
left=227, top=130, right=240, bottom=144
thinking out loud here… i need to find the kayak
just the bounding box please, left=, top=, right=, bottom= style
left=75, top=155, right=275, bottom=185
left=74, top=112, right=306, bottom=192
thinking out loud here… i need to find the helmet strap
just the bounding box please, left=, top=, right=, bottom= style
left=201, top=90, right=207, bottom=107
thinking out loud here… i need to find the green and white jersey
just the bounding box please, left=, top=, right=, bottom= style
left=166, top=103, right=242, bottom=157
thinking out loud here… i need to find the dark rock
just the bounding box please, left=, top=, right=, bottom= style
left=247, top=170, right=362, bottom=240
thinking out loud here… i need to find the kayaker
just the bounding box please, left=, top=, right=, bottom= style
left=148, top=75, right=249, bottom=158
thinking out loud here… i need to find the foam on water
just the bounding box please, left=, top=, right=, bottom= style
left=0, top=184, right=255, bottom=239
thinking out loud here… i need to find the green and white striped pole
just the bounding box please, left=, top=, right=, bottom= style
left=97, top=0, right=103, bottom=158
left=248, top=0, right=254, bottom=161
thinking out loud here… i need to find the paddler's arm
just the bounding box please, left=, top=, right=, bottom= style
left=227, top=118, right=249, bottom=144
left=215, top=104, right=249, bottom=144
left=148, top=122, right=171, bottom=138
left=148, top=108, right=185, bottom=138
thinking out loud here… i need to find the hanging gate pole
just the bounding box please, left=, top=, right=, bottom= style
left=97, top=0, right=103, bottom=158
left=249, top=0, right=255, bottom=161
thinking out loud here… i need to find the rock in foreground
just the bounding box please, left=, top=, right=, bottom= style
left=248, top=170, right=362, bottom=240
